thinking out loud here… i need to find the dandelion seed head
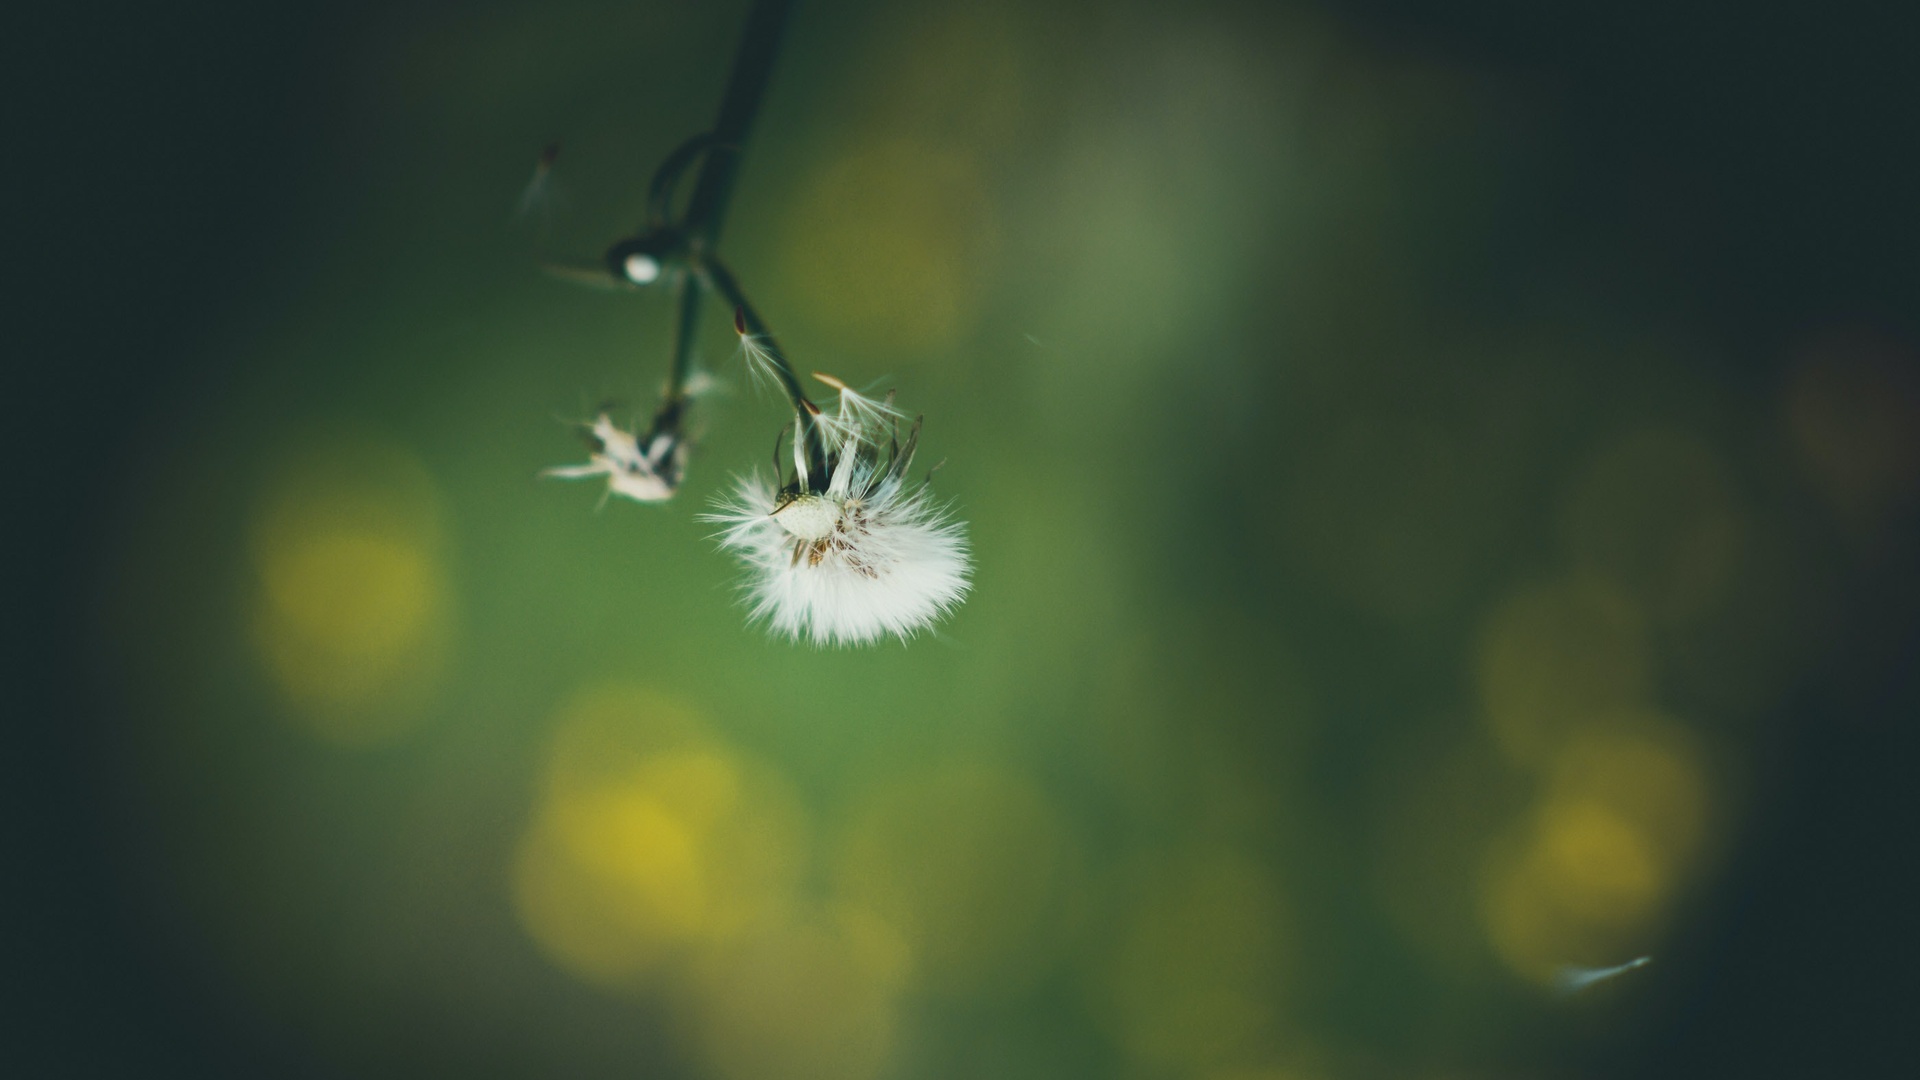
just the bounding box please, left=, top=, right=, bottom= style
left=708, top=474, right=969, bottom=646
left=771, top=492, right=843, bottom=541
left=704, top=393, right=969, bottom=646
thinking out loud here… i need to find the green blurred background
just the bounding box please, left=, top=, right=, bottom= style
left=11, top=0, right=1918, bottom=1076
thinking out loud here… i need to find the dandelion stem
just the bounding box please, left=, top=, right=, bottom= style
left=646, top=0, right=791, bottom=416
left=646, top=133, right=726, bottom=228
left=699, top=258, right=803, bottom=405
left=662, top=270, right=704, bottom=410
left=698, top=256, right=825, bottom=471
left=683, top=0, right=793, bottom=249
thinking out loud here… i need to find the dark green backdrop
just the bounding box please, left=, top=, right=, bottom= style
left=12, top=1, right=1916, bottom=1077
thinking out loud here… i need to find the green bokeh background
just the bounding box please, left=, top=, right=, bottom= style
left=13, top=1, right=1917, bottom=1077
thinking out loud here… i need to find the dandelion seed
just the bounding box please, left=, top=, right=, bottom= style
left=703, top=380, right=969, bottom=646
left=809, top=371, right=907, bottom=448
left=543, top=411, right=687, bottom=504
left=734, top=321, right=786, bottom=390
left=1552, top=955, right=1652, bottom=996
left=515, top=141, right=565, bottom=228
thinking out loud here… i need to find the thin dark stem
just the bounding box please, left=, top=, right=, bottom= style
left=698, top=257, right=825, bottom=472
left=646, top=0, right=792, bottom=419
left=663, top=271, right=704, bottom=409
left=647, top=133, right=725, bottom=228
left=682, top=0, right=793, bottom=248
left=698, top=258, right=807, bottom=408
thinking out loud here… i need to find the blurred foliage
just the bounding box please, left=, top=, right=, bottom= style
left=21, top=0, right=1918, bottom=1077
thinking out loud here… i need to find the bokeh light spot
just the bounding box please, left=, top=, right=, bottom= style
left=262, top=532, right=433, bottom=659
left=688, top=908, right=907, bottom=1080
left=1475, top=578, right=1651, bottom=765
left=1547, top=720, right=1712, bottom=875
left=248, top=439, right=450, bottom=744
left=550, top=785, right=708, bottom=935
left=513, top=686, right=808, bottom=987
left=780, top=138, right=993, bottom=353
left=1480, top=719, right=1713, bottom=984
left=835, top=763, right=1077, bottom=998
left=1535, top=799, right=1663, bottom=923
left=1787, top=331, right=1920, bottom=524
left=1562, top=428, right=1743, bottom=624
left=1096, top=847, right=1289, bottom=1071
left=538, top=685, right=709, bottom=790
left=514, top=797, right=702, bottom=984
left=1201, top=1069, right=1320, bottom=1080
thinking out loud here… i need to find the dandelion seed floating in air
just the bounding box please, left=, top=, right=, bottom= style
left=1552, top=955, right=1652, bottom=996
left=514, top=141, right=564, bottom=230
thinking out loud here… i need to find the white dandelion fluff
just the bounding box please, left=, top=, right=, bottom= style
left=806, top=371, right=906, bottom=446
left=704, top=375, right=970, bottom=646
left=544, top=411, right=687, bottom=504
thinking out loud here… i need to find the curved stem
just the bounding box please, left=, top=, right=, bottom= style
left=646, top=133, right=726, bottom=228
left=647, top=0, right=791, bottom=417
left=682, top=0, right=793, bottom=248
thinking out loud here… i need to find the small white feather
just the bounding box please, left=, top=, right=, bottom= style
left=1552, top=955, right=1652, bottom=996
